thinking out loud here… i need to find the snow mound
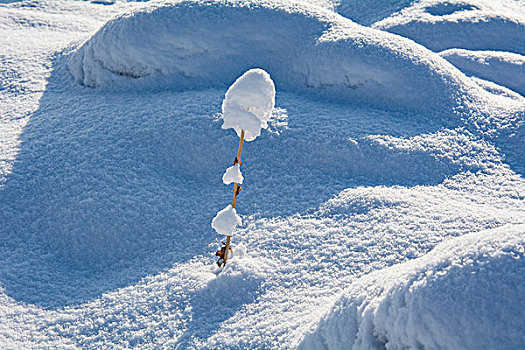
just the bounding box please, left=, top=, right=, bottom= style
left=439, top=49, right=525, bottom=96
left=373, top=0, right=525, bottom=54
left=221, top=69, right=275, bottom=142
left=471, top=77, right=524, bottom=101
left=222, top=164, right=243, bottom=185
left=68, top=0, right=486, bottom=111
left=334, top=0, right=415, bottom=26
left=300, top=224, right=525, bottom=350
left=212, top=205, right=242, bottom=236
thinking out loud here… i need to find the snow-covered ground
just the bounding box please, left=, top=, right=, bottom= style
left=0, top=0, right=523, bottom=349
left=301, top=223, right=525, bottom=349
left=439, top=49, right=525, bottom=96
left=372, top=0, right=525, bottom=55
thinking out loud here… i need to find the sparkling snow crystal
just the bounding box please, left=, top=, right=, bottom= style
left=211, top=205, right=242, bottom=235
left=221, top=68, right=276, bottom=142
left=222, top=164, right=243, bottom=185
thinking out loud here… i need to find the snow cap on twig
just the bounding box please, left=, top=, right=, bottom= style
left=222, top=164, right=244, bottom=185
left=212, top=204, right=242, bottom=235
left=222, top=68, right=276, bottom=142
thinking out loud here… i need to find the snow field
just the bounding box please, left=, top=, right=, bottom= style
left=0, top=0, right=524, bottom=348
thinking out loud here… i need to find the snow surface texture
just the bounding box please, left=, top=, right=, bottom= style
left=373, top=0, right=525, bottom=55
left=68, top=0, right=501, bottom=113
left=0, top=0, right=524, bottom=348
left=333, top=0, right=416, bottom=26
left=221, top=68, right=276, bottom=142
left=211, top=205, right=242, bottom=236
left=300, top=224, right=525, bottom=350
left=222, top=164, right=243, bottom=185
left=439, top=49, right=525, bottom=96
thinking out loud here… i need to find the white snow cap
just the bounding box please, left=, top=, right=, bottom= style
left=211, top=204, right=242, bottom=235
left=221, top=68, right=276, bottom=142
left=222, top=164, right=243, bottom=185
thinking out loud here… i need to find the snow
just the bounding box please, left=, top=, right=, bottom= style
left=222, top=164, right=244, bottom=185
left=0, top=0, right=524, bottom=348
left=211, top=205, right=242, bottom=236
left=300, top=224, right=525, bottom=350
left=230, top=243, right=247, bottom=259
left=373, top=0, right=525, bottom=54
left=439, top=49, right=525, bottom=96
left=334, top=0, right=415, bottom=26
left=471, top=76, right=524, bottom=101
left=66, top=0, right=501, bottom=112
left=221, top=68, right=275, bottom=142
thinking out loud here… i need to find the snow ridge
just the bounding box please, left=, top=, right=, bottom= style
left=68, top=0, right=486, bottom=112
left=439, top=49, right=525, bottom=96
left=373, top=0, right=525, bottom=55
left=300, top=224, right=525, bottom=350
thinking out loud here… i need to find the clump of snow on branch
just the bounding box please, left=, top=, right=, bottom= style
left=213, top=69, right=274, bottom=236
left=212, top=205, right=242, bottom=235
left=222, top=164, right=243, bottom=185
left=221, top=68, right=275, bottom=142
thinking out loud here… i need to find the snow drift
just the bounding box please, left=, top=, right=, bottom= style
left=300, top=224, right=525, bottom=350
left=334, top=0, right=415, bottom=26
left=439, top=49, right=525, bottom=96
left=68, top=0, right=488, bottom=112
left=1, top=0, right=525, bottom=347
left=374, top=0, right=525, bottom=55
